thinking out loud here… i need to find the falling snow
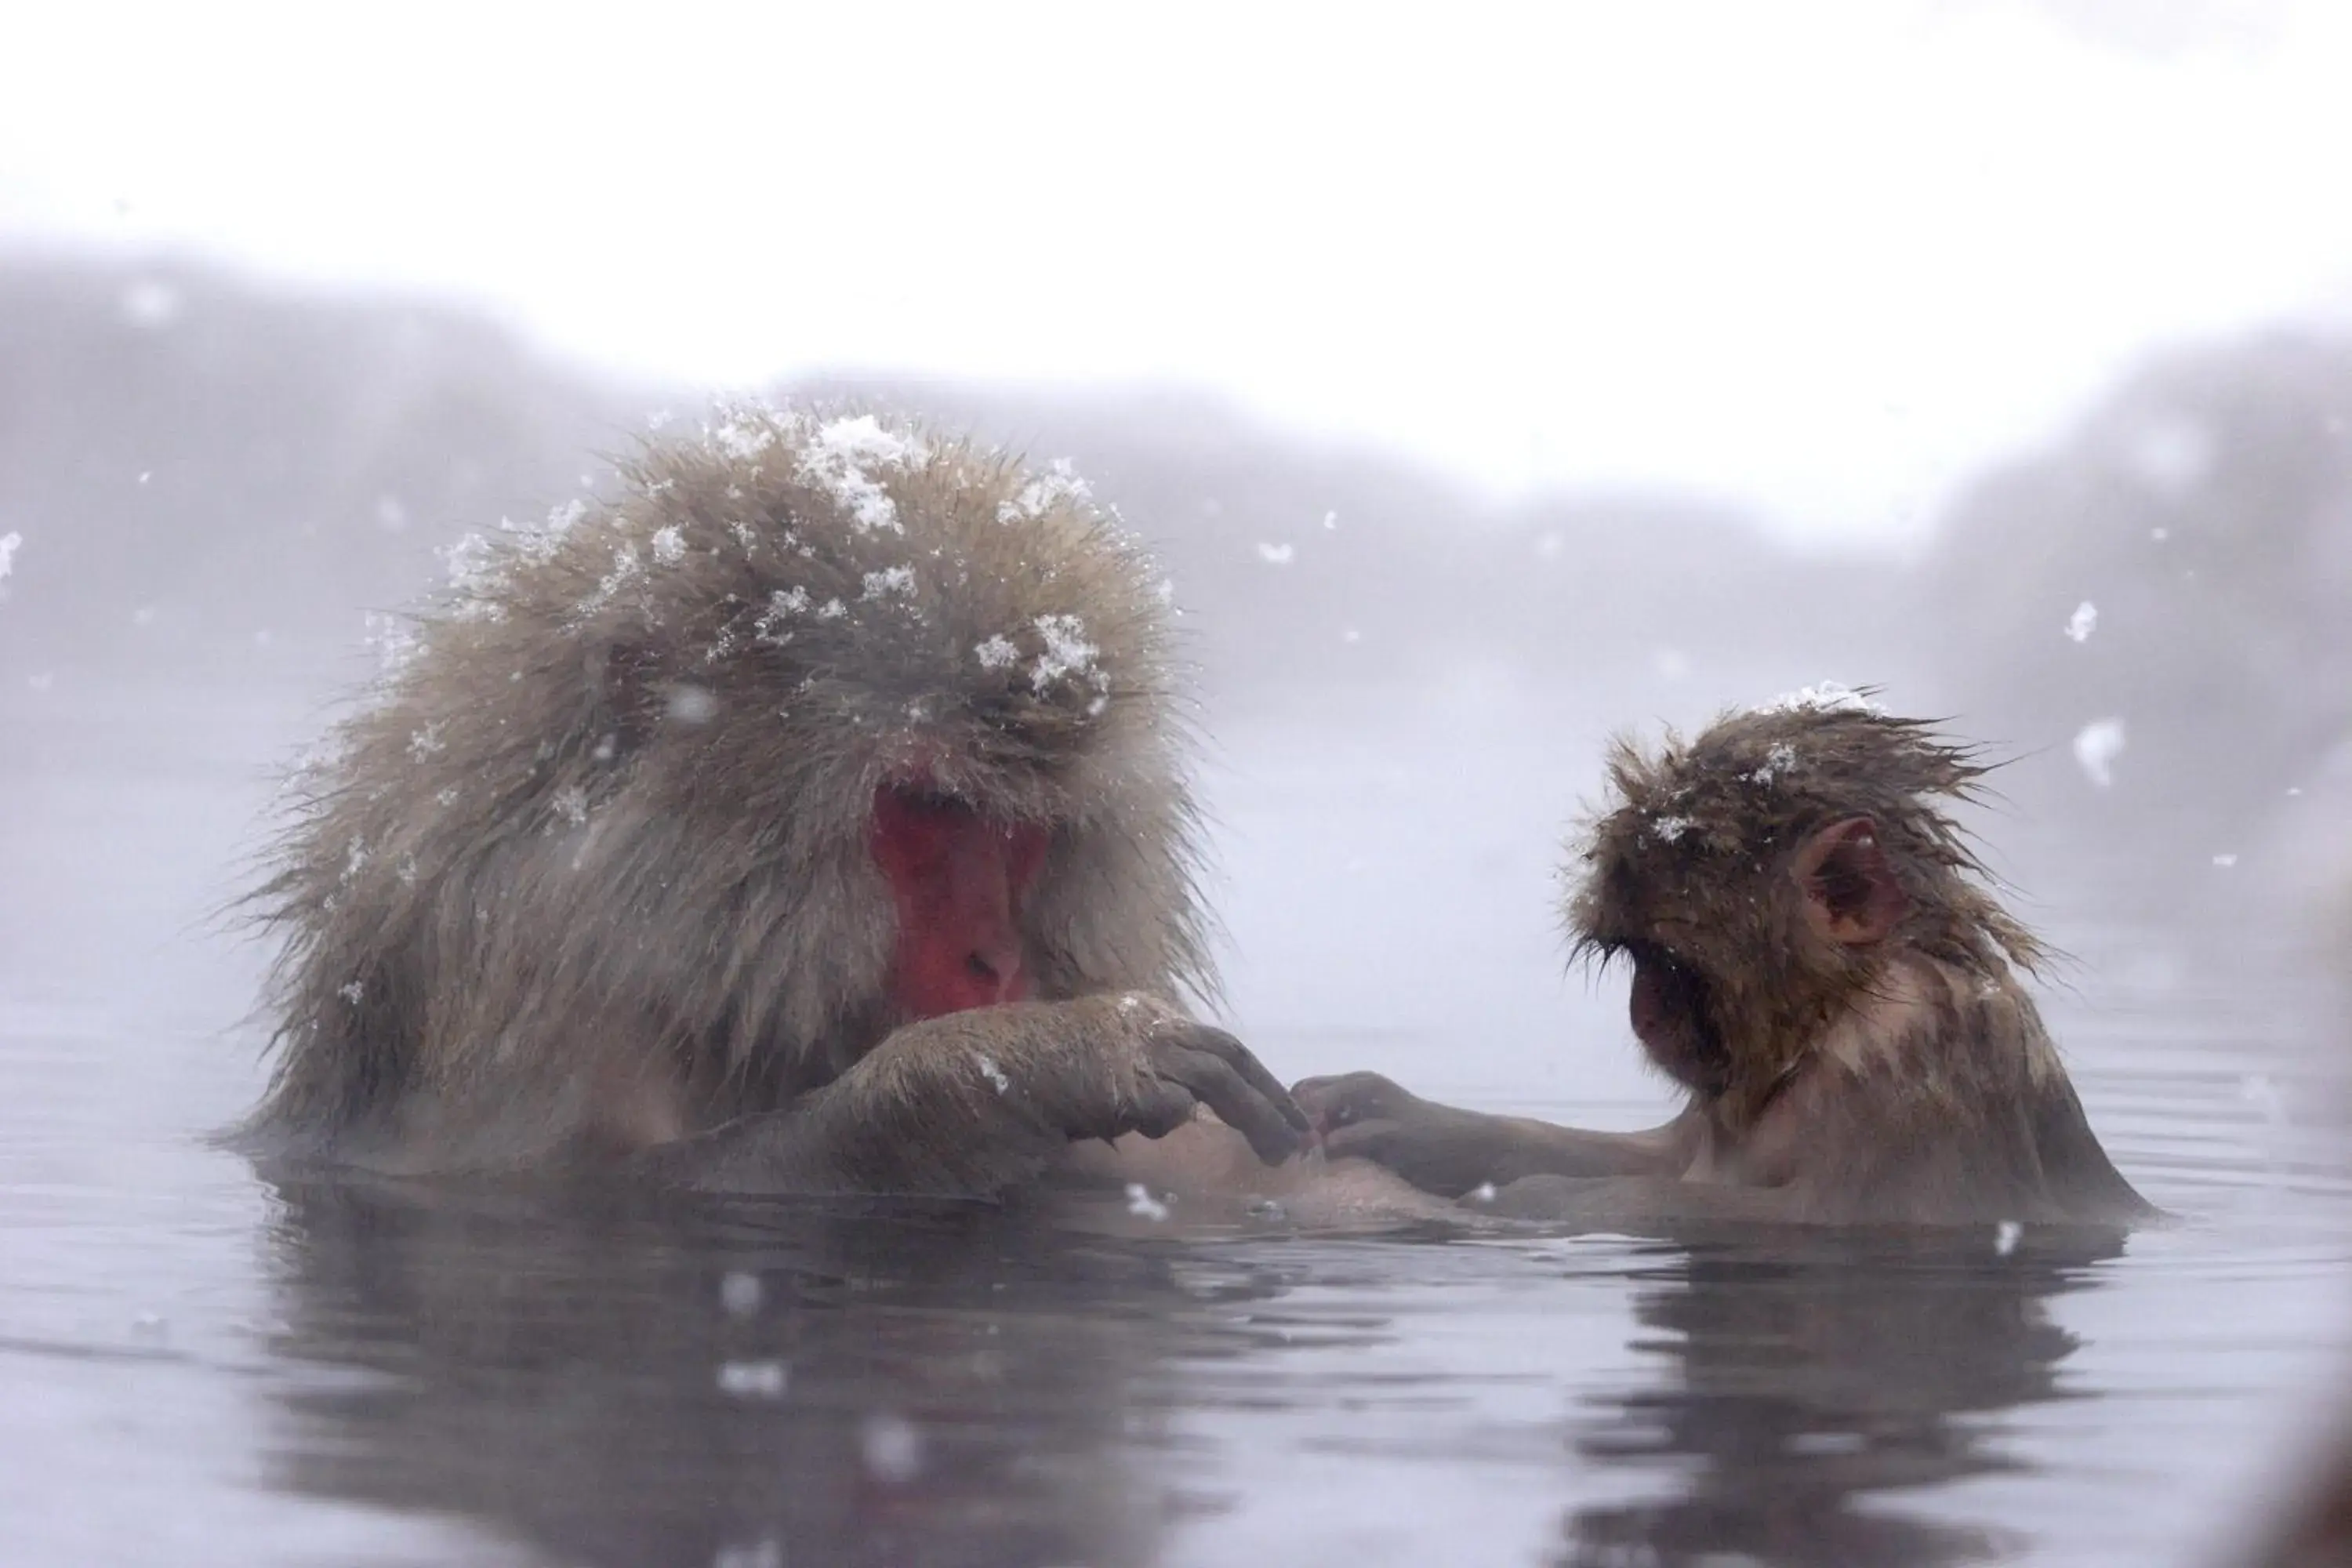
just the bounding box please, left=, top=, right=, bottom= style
left=1256, top=542, right=1295, bottom=565
left=651, top=524, right=687, bottom=565
left=975, top=634, right=1019, bottom=670
left=1994, top=1220, right=2023, bottom=1257
left=720, top=1272, right=763, bottom=1317
left=338, top=980, right=365, bottom=1005
left=2212, top=853, right=2239, bottom=868
left=407, top=723, right=445, bottom=761
left=861, top=1414, right=924, bottom=1483
left=1125, top=1183, right=1171, bottom=1221
left=668, top=685, right=719, bottom=724
left=2073, top=718, right=2127, bottom=788
left=976, top=1054, right=1011, bottom=1094
left=1650, top=815, right=1693, bottom=844
left=120, top=278, right=182, bottom=327
left=0, top=531, right=24, bottom=584
left=716, top=1361, right=788, bottom=1399
left=2064, top=601, right=2098, bottom=643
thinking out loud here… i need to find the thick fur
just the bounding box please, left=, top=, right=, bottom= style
left=245, top=407, right=1210, bottom=1171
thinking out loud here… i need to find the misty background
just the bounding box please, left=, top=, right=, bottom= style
left=5, top=7, right=2352, bottom=1563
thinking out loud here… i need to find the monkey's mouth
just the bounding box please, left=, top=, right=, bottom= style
left=1623, top=941, right=1731, bottom=1097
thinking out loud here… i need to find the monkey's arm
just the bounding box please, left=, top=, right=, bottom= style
left=1289, top=1072, right=1695, bottom=1198
left=637, top=996, right=1308, bottom=1198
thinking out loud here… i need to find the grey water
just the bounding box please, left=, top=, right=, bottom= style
left=2, top=686, right=2347, bottom=1568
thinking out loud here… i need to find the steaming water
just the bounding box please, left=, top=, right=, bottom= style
left=2, top=691, right=2347, bottom=1567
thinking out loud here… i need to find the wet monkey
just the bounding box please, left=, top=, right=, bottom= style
left=243, top=408, right=1307, bottom=1194
left=1295, top=691, right=2155, bottom=1228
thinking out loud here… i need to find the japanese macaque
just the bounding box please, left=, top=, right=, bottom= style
left=241, top=407, right=1308, bottom=1195
left=1294, top=691, right=2155, bottom=1228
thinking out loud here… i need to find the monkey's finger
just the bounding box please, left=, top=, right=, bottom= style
left=1290, top=1071, right=1405, bottom=1134
left=1170, top=1024, right=1312, bottom=1134
left=1316, top=1119, right=1404, bottom=1165
left=1152, top=1044, right=1306, bottom=1166
left=1122, top=1076, right=1204, bottom=1142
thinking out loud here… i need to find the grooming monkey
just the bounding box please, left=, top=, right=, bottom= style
left=1295, top=691, right=2155, bottom=1227
left=243, top=407, right=1308, bottom=1193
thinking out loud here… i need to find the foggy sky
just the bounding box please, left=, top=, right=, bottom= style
left=5, top=0, right=2349, bottom=543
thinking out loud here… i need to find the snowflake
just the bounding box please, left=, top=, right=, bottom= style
left=754, top=587, right=811, bottom=643
left=861, top=565, right=916, bottom=601
left=2072, top=718, right=2126, bottom=789
left=2063, top=601, right=2097, bottom=644
left=998, top=457, right=1092, bottom=522
left=1745, top=742, right=1798, bottom=786
left=975, top=634, right=1019, bottom=670
left=1649, top=815, right=1693, bottom=844
left=1029, top=614, right=1100, bottom=691
left=975, top=1054, right=1011, bottom=1094
left=1124, top=1183, right=1171, bottom=1222
left=551, top=785, right=590, bottom=826
left=441, top=533, right=507, bottom=620
left=651, top=525, right=687, bottom=565
left=407, top=722, right=445, bottom=761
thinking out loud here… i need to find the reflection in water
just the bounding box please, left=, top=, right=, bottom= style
left=1560, top=1228, right=2124, bottom=1567
left=256, top=1172, right=1296, bottom=1568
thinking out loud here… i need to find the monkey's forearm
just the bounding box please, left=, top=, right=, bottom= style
left=630, top=1070, right=1062, bottom=1199
left=1364, top=1104, right=1690, bottom=1196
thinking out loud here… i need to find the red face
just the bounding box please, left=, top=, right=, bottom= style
left=867, top=786, right=1049, bottom=1019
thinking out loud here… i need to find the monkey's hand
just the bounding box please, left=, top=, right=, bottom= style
left=653, top=995, right=1310, bottom=1198
left=1292, top=1073, right=1694, bottom=1198
left=867, top=993, right=1311, bottom=1170
left=1289, top=1072, right=1513, bottom=1197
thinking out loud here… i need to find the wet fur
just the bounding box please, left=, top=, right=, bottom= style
left=1554, top=699, right=2151, bottom=1225
left=1300, top=697, right=2154, bottom=1228
left=243, top=408, right=1210, bottom=1173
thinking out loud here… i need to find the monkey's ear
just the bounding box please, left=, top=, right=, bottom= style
left=1791, top=815, right=1907, bottom=946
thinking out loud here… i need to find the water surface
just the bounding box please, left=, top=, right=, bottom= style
left=3, top=693, right=2347, bottom=1566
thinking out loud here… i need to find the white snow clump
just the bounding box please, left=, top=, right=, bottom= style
left=1753, top=681, right=1886, bottom=717
left=2064, top=601, right=2097, bottom=644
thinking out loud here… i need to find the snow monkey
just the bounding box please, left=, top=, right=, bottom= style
left=1294, top=689, right=2155, bottom=1228
left=242, top=407, right=1308, bottom=1194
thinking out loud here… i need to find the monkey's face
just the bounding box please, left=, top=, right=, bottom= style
left=867, top=784, right=1050, bottom=1020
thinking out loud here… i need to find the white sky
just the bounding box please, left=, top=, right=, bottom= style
left=4, top=0, right=2349, bottom=544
